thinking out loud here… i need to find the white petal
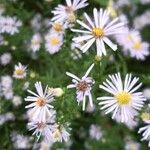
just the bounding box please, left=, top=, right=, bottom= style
left=82, top=63, right=94, bottom=79
left=81, top=38, right=95, bottom=53
left=103, top=37, right=117, bottom=51
left=93, top=8, right=99, bottom=27
left=77, top=20, right=92, bottom=31
left=84, top=13, right=95, bottom=28
left=66, top=72, right=80, bottom=81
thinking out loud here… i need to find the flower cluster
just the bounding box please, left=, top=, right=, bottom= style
left=25, top=82, right=70, bottom=144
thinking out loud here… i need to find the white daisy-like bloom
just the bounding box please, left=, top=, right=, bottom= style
left=89, top=124, right=103, bottom=140
left=66, top=63, right=95, bottom=111
left=30, top=33, right=42, bottom=52
left=11, top=132, right=31, bottom=149
left=71, top=8, right=125, bottom=56
left=51, top=125, right=70, bottom=142
left=25, top=82, right=54, bottom=122
left=1, top=75, right=13, bottom=100
left=125, top=139, right=140, bottom=150
left=13, top=62, right=27, bottom=79
left=45, top=33, right=63, bottom=54
left=116, top=28, right=149, bottom=60
left=50, top=21, right=67, bottom=34
left=51, top=0, right=88, bottom=23
left=129, top=41, right=149, bottom=60
left=0, top=112, right=15, bottom=125
left=1, top=75, right=13, bottom=89
left=138, top=120, right=150, bottom=147
left=28, top=121, right=53, bottom=141
left=134, top=11, right=150, bottom=30
left=97, top=73, right=146, bottom=123
left=0, top=52, right=12, bottom=66
left=30, top=14, right=42, bottom=32
left=0, top=16, right=22, bottom=35
left=3, top=88, right=14, bottom=100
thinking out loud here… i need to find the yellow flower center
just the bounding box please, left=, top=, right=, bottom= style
left=53, top=129, right=61, bottom=139
left=68, top=13, right=76, bottom=23
left=115, top=91, right=132, bottom=105
left=36, top=97, right=46, bottom=107
left=53, top=23, right=63, bottom=32
left=92, top=28, right=104, bottom=38
left=31, top=39, right=40, bottom=45
left=15, top=69, right=24, bottom=76
left=50, top=37, right=60, bottom=46
left=132, top=42, right=141, bottom=50
left=141, top=112, right=150, bottom=120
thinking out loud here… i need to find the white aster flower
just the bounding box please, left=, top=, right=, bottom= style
left=0, top=52, right=12, bottom=66
left=134, top=10, right=150, bottom=30
left=0, top=112, right=15, bottom=125
left=51, top=0, right=88, bottom=23
left=97, top=73, right=146, bottom=123
left=116, top=28, right=149, bottom=60
left=138, top=120, right=150, bottom=147
left=129, top=41, right=149, bottom=60
left=72, top=8, right=125, bottom=56
left=28, top=121, right=53, bottom=141
left=25, top=82, right=54, bottom=122
left=11, top=132, right=31, bottom=149
left=125, top=139, right=140, bottom=150
left=3, top=88, right=14, bottom=100
left=50, top=21, right=67, bottom=34
left=45, top=33, right=63, bottom=54
left=30, top=33, right=42, bottom=52
left=1, top=75, right=13, bottom=100
left=89, top=124, right=103, bottom=140
left=0, top=16, right=22, bottom=35
left=1, top=75, right=13, bottom=89
left=66, top=63, right=95, bottom=111
left=51, top=125, right=70, bottom=142
left=13, top=62, right=27, bottom=79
